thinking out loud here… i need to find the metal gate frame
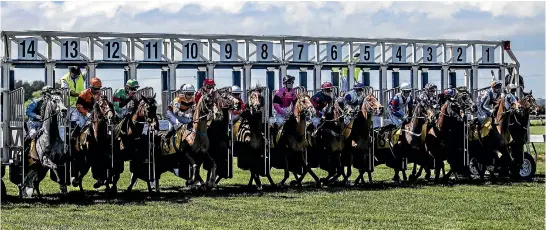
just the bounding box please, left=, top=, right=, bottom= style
left=4, top=88, right=25, bottom=186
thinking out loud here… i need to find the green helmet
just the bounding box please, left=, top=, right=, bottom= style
left=126, top=79, right=140, bottom=89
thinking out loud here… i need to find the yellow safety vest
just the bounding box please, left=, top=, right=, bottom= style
left=60, top=73, right=85, bottom=107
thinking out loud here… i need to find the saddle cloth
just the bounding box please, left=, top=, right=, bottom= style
left=162, top=124, right=194, bottom=155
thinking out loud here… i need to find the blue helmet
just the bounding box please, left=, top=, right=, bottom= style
left=354, top=82, right=365, bottom=89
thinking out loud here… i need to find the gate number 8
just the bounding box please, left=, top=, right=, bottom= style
left=261, top=44, right=268, bottom=59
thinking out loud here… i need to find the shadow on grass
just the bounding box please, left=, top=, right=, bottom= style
left=2, top=173, right=543, bottom=207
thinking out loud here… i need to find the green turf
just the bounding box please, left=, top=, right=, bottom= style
left=2, top=127, right=545, bottom=230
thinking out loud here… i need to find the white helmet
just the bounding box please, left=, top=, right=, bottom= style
left=400, top=83, right=412, bottom=92
left=180, top=84, right=196, bottom=93
left=231, top=85, right=242, bottom=94
left=506, top=83, right=517, bottom=92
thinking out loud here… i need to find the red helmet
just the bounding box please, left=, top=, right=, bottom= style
left=203, top=79, right=216, bottom=87
left=321, top=82, right=333, bottom=90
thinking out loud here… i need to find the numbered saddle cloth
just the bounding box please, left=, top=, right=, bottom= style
left=270, top=123, right=285, bottom=149
left=76, top=125, right=91, bottom=152
left=343, top=119, right=354, bottom=139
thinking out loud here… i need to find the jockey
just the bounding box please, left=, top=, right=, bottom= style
left=387, top=83, right=413, bottom=127
left=165, top=84, right=196, bottom=138
left=230, top=85, right=246, bottom=121
left=60, top=66, right=86, bottom=128
left=311, top=82, right=335, bottom=127
left=477, top=80, right=502, bottom=122
left=342, top=82, right=365, bottom=108
left=418, top=83, right=439, bottom=109
left=26, top=86, right=53, bottom=140
left=271, top=75, right=297, bottom=127
left=73, top=77, right=103, bottom=137
left=504, top=83, right=519, bottom=111
left=195, top=79, right=216, bottom=104
left=113, top=79, right=140, bottom=119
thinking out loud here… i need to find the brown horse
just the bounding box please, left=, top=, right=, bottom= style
left=347, top=93, right=384, bottom=185
left=271, top=93, right=320, bottom=187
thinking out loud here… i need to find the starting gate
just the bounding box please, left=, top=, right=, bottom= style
left=3, top=88, right=25, bottom=186
left=99, top=87, right=113, bottom=102
left=0, top=30, right=526, bottom=187
left=135, top=87, right=155, bottom=101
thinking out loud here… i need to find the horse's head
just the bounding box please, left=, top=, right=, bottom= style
left=361, top=93, right=383, bottom=119
left=293, top=93, right=316, bottom=122
left=95, top=95, right=115, bottom=123
left=248, top=88, right=265, bottom=115
left=134, top=94, right=158, bottom=130
left=43, top=89, right=68, bottom=118
left=520, top=90, right=538, bottom=115
left=198, top=92, right=223, bottom=122
left=455, top=86, right=477, bottom=114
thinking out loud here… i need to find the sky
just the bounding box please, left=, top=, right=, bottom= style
left=1, top=1, right=545, bottom=104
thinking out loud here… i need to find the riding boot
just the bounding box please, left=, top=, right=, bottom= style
left=165, top=128, right=176, bottom=139
left=71, top=126, right=81, bottom=139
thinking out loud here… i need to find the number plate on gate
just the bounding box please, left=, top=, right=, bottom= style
left=158, top=120, right=170, bottom=131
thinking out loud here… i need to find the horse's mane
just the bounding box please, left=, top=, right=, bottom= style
left=495, top=95, right=506, bottom=124
left=437, top=102, right=448, bottom=130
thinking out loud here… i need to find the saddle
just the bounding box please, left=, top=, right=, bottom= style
left=161, top=123, right=195, bottom=155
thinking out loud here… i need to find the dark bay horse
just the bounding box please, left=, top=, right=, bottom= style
left=116, top=95, right=159, bottom=193
left=346, top=93, right=383, bottom=185
left=234, top=88, right=275, bottom=190
left=21, top=90, right=68, bottom=197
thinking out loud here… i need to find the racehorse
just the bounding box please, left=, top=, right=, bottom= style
left=271, top=93, right=320, bottom=187
left=234, top=87, right=275, bottom=190
left=375, top=100, right=431, bottom=183
left=306, top=96, right=345, bottom=186
left=20, top=89, right=68, bottom=198
left=117, top=95, right=159, bottom=193
left=88, top=96, right=116, bottom=191
left=66, top=95, right=115, bottom=193
left=207, top=87, right=240, bottom=187
left=346, top=93, right=383, bottom=185
left=508, top=90, right=538, bottom=180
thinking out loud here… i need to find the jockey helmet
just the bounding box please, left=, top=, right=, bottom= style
left=321, top=82, right=333, bottom=90
left=125, top=79, right=140, bottom=90
left=203, top=79, right=216, bottom=88
left=180, top=84, right=196, bottom=94
left=90, top=77, right=102, bottom=90
left=231, top=85, right=242, bottom=94
left=424, top=83, right=437, bottom=91
left=69, top=66, right=81, bottom=76
left=283, top=75, right=296, bottom=84
left=444, top=88, right=455, bottom=97
left=400, top=83, right=412, bottom=92
left=354, top=82, right=365, bottom=89
left=491, top=80, right=502, bottom=89
left=41, top=85, right=53, bottom=96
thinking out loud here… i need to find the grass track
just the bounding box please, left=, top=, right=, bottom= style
left=1, top=127, right=544, bottom=229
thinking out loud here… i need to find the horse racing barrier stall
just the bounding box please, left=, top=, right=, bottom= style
left=1, top=31, right=530, bottom=190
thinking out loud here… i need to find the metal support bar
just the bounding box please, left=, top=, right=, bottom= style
left=348, top=64, right=355, bottom=91
left=45, top=62, right=55, bottom=87
left=207, top=64, right=215, bottom=80
left=314, top=64, right=322, bottom=92
left=411, top=65, right=418, bottom=96
left=441, top=65, right=449, bottom=89
left=280, top=65, right=287, bottom=89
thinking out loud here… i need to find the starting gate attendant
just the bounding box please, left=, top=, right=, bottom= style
left=60, top=66, right=86, bottom=128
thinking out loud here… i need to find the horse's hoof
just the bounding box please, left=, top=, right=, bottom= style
left=257, top=186, right=263, bottom=192
left=289, top=180, right=297, bottom=187
left=111, top=186, right=118, bottom=194
left=93, top=181, right=103, bottom=189
left=425, top=174, right=431, bottom=181
left=344, top=179, right=351, bottom=187
left=276, top=183, right=285, bottom=188
left=24, top=187, right=34, bottom=197
left=60, top=185, right=68, bottom=194
left=315, top=182, right=322, bottom=188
